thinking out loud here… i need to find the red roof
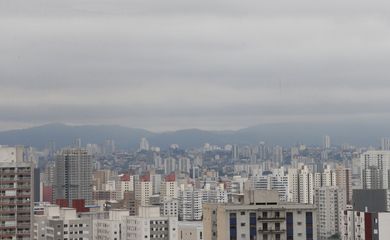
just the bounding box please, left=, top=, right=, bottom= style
left=140, top=174, right=150, bottom=182
left=165, top=173, right=176, bottom=182
left=120, top=174, right=130, bottom=181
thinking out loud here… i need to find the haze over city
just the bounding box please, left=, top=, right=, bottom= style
left=2, top=0, right=390, bottom=131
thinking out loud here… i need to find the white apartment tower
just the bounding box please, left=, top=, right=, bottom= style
left=122, top=206, right=178, bottom=240
left=272, top=145, right=283, bottom=166
left=315, top=186, right=346, bottom=240
left=160, top=175, right=178, bottom=199
left=288, top=166, right=314, bottom=204
left=361, top=151, right=390, bottom=189
left=134, top=176, right=153, bottom=206
left=323, top=135, right=331, bottom=149
left=381, top=137, right=390, bottom=151
left=139, top=137, right=150, bottom=151
left=178, top=185, right=203, bottom=221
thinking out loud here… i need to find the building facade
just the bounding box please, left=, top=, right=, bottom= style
left=203, top=190, right=317, bottom=240
left=0, top=146, right=34, bottom=240
left=53, top=148, right=93, bottom=206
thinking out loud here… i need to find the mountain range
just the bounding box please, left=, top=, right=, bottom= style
left=0, top=121, right=386, bottom=149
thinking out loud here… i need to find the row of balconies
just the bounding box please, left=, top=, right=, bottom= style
left=0, top=185, right=31, bottom=190
left=0, top=177, right=30, bottom=181
left=0, top=201, right=30, bottom=206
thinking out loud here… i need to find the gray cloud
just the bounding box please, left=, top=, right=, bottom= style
left=1, top=0, right=390, bottom=130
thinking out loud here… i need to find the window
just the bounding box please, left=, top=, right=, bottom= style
left=240, top=212, right=245, bottom=215
left=262, top=223, right=268, bottom=231
left=275, top=223, right=280, bottom=231
left=286, top=212, right=294, bottom=240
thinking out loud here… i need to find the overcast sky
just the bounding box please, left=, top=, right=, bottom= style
left=1, top=0, right=390, bottom=131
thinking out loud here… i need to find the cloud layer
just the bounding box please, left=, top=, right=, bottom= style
left=1, top=0, right=390, bottom=130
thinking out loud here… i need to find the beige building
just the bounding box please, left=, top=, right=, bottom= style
left=178, top=221, right=204, bottom=240
left=203, top=190, right=317, bottom=240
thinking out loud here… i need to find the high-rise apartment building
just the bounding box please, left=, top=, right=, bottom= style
left=289, top=164, right=352, bottom=204
left=164, top=157, right=176, bottom=175
left=315, top=186, right=346, bottom=239
left=160, top=174, right=178, bottom=199
left=251, top=168, right=289, bottom=202
left=134, top=175, right=153, bottom=206
left=258, top=142, right=268, bottom=161
left=288, top=166, right=314, bottom=204
left=53, top=148, right=93, bottom=206
left=178, top=185, right=203, bottom=221
left=139, top=137, right=150, bottom=151
left=334, top=165, right=353, bottom=204
left=381, top=137, right=390, bottom=151
left=178, top=157, right=191, bottom=174
left=122, top=206, right=178, bottom=240
left=272, top=145, right=283, bottom=166
left=0, top=146, right=34, bottom=240
left=361, top=151, right=390, bottom=189
left=323, top=135, right=331, bottom=149
left=232, top=144, right=239, bottom=160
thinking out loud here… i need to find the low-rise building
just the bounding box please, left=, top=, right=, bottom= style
left=32, top=203, right=92, bottom=240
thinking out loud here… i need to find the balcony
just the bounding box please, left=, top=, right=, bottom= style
left=257, top=216, right=286, bottom=222
left=0, top=180, right=16, bottom=184
left=0, top=172, right=16, bottom=176
left=17, top=216, right=31, bottom=221
left=258, top=227, right=286, bottom=233
left=16, top=223, right=31, bottom=229
left=0, top=225, right=16, bottom=230
left=0, top=233, right=16, bottom=238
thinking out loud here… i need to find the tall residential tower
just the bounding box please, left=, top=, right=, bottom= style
left=53, top=148, right=93, bottom=207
